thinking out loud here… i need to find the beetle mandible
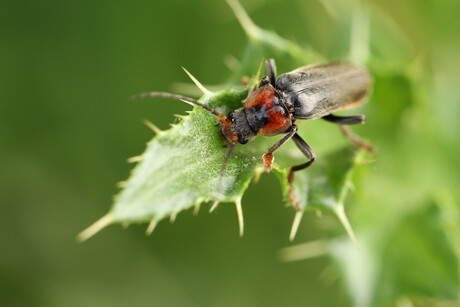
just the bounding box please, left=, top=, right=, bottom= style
left=132, top=59, right=373, bottom=209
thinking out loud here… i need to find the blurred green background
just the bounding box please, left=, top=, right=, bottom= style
left=1, top=0, right=460, bottom=306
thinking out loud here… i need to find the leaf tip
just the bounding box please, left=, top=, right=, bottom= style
left=77, top=214, right=114, bottom=242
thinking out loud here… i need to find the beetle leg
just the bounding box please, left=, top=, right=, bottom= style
left=288, top=133, right=316, bottom=210
left=322, top=114, right=375, bottom=153
left=265, top=59, right=277, bottom=87
left=259, top=76, right=271, bottom=87
left=262, top=125, right=298, bottom=173
left=339, top=125, right=376, bottom=153
left=322, top=114, right=364, bottom=125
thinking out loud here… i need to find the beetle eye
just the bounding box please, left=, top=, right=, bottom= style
left=228, top=111, right=235, bottom=121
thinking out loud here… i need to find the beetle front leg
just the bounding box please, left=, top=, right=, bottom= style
left=288, top=133, right=316, bottom=210
left=262, top=125, right=298, bottom=173
left=265, top=59, right=277, bottom=87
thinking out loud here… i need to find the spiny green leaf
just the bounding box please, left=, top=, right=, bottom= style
left=78, top=0, right=368, bottom=241
left=273, top=146, right=366, bottom=241
left=274, top=146, right=364, bottom=210
left=78, top=87, right=261, bottom=240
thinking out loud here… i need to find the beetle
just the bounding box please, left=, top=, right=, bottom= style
left=132, top=59, right=373, bottom=209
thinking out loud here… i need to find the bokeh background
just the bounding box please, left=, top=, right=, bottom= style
left=1, top=0, right=460, bottom=306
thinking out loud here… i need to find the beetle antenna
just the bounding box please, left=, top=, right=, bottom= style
left=131, top=92, right=229, bottom=121
left=217, top=141, right=236, bottom=198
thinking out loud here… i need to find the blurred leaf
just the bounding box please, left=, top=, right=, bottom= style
left=226, top=0, right=324, bottom=84
left=276, top=146, right=364, bottom=210
left=281, top=1, right=460, bottom=306
left=285, top=145, right=367, bottom=241
left=329, top=196, right=460, bottom=307
left=274, top=146, right=366, bottom=240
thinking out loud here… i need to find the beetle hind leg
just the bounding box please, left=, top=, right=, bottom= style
left=339, top=125, right=376, bottom=153
left=322, top=114, right=375, bottom=153
left=322, top=113, right=364, bottom=125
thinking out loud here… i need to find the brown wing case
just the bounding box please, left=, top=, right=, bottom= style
left=275, top=62, right=372, bottom=120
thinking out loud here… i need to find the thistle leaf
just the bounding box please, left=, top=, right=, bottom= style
left=78, top=0, right=368, bottom=240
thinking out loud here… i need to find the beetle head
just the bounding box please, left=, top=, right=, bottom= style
left=220, top=108, right=258, bottom=145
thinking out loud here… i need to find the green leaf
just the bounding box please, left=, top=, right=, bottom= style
left=329, top=196, right=460, bottom=307
left=273, top=146, right=366, bottom=241
left=78, top=86, right=261, bottom=240
left=78, top=0, right=368, bottom=241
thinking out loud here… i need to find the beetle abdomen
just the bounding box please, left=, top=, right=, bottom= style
left=276, top=62, right=371, bottom=120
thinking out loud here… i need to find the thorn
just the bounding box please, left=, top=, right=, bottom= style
left=289, top=211, right=304, bottom=241
left=357, top=159, right=376, bottom=165
left=142, top=119, right=163, bottom=135
left=252, top=167, right=263, bottom=184
left=116, top=181, right=128, bottom=188
left=193, top=203, right=201, bottom=216
left=318, top=264, right=338, bottom=287
left=77, top=214, right=114, bottom=242
left=171, top=82, right=210, bottom=97
left=181, top=66, right=211, bottom=95
left=223, top=54, right=240, bottom=71
left=315, top=210, right=323, bottom=218
left=179, top=99, right=197, bottom=108
left=127, top=155, right=142, bottom=163
left=346, top=180, right=356, bottom=192
left=278, top=239, right=328, bottom=262
left=235, top=198, right=244, bottom=236
left=254, top=58, right=264, bottom=81
left=146, top=219, right=158, bottom=235
left=170, top=211, right=178, bottom=223
left=334, top=204, right=359, bottom=249
left=209, top=200, right=219, bottom=213
left=173, top=113, right=187, bottom=119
